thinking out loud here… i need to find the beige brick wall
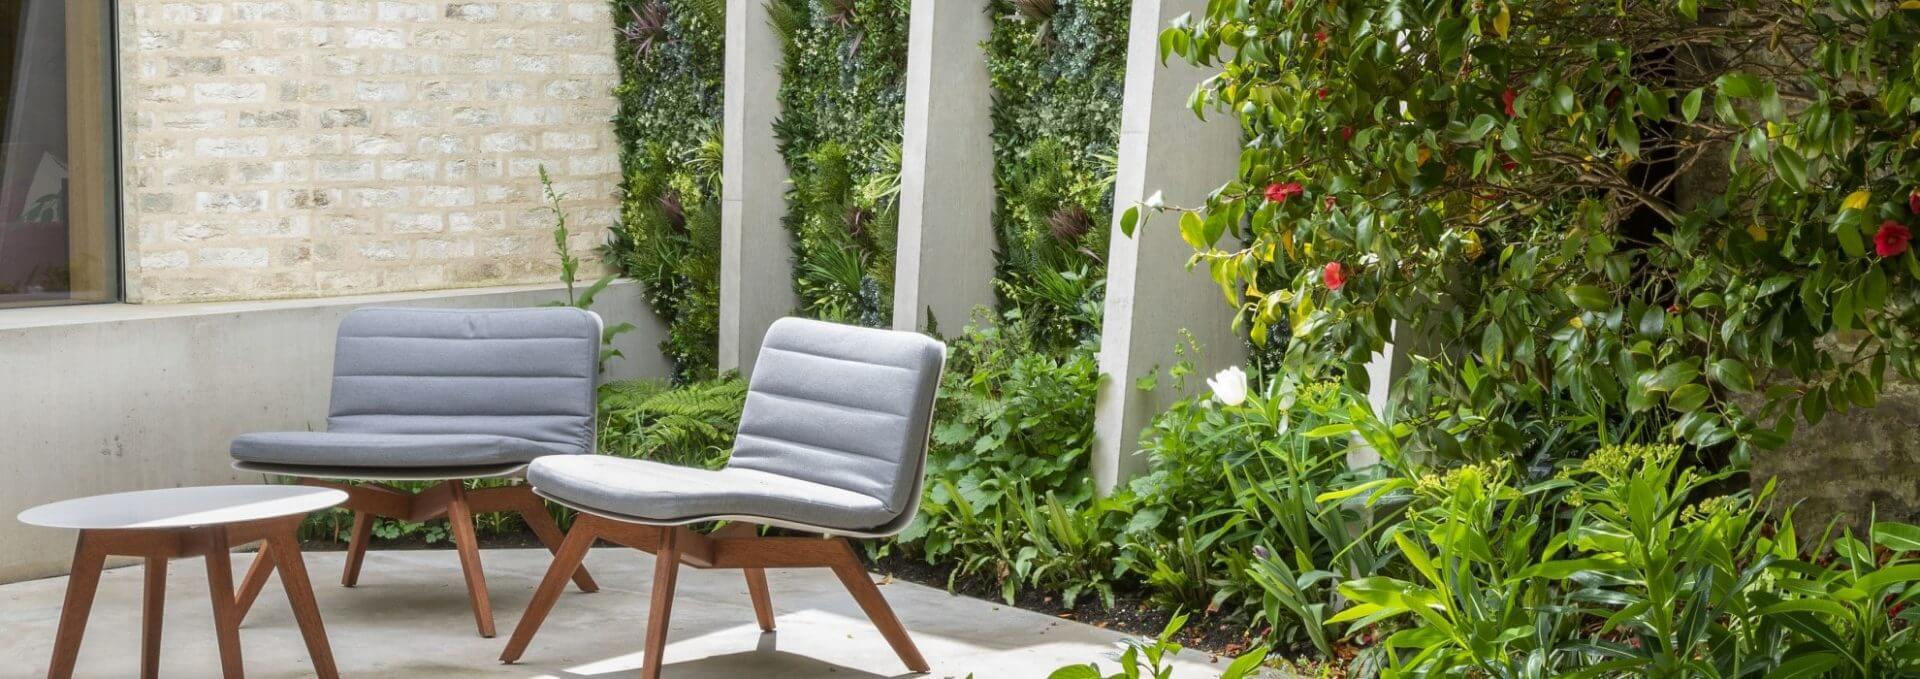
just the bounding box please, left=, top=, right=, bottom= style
left=117, top=1, right=622, bottom=303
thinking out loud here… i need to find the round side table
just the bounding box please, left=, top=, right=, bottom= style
left=19, top=485, right=348, bottom=679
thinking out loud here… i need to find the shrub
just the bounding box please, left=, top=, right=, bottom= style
left=1149, top=0, right=1920, bottom=464
left=895, top=310, right=1109, bottom=605
left=596, top=376, right=746, bottom=470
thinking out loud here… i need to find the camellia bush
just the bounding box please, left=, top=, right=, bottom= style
left=1145, top=0, right=1920, bottom=465
left=604, top=0, right=726, bottom=382
left=772, top=0, right=909, bottom=327
left=986, top=0, right=1129, bottom=350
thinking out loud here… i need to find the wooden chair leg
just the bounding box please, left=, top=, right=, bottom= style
left=828, top=541, right=929, bottom=673
left=47, top=533, right=107, bottom=679
left=515, top=494, right=597, bottom=593
left=500, top=516, right=599, bottom=664
left=340, top=511, right=373, bottom=587
left=202, top=529, right=246, bottom=679
left=141, top=557, right=167, bottom=679
left=446, top=483, right=496, bottom=638
left=641, top=528, right=683, bottom=679
left=745, top=568, right=775, bottom=632
left=268, top=529, right=340, bottom=679
left=233, top=542, right=275, bottom=623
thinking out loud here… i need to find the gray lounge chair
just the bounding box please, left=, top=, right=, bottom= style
left=500, top=317, right=946, bottom=678
left=229, top=307, right=602, bottom=638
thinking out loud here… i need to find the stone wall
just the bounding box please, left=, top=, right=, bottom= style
left=117, top=1, right=622, bottom=303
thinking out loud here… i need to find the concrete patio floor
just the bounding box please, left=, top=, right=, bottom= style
left=0, top=547, right=1239, bottom=678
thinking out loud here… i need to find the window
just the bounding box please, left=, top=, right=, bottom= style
left=0, top=0, right=118, bottom=308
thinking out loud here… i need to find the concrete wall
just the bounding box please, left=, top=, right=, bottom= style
left=117, top=0, right=623, bottom=303
left=0, top=281, right=664, bottom=583
left=718, top=0, right=793, bottom=376
left=1088, top=0, right=1246, bottom=493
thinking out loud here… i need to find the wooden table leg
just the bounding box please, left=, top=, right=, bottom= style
left=233, top=542, right=275, bottom=623
left=745, top=568, right=775, bottom=632
left=642, top=529, right=683, bottom=679
left=515, top=494, right=597, bottom=593
left=202, top=528, right=246, bottom=679
left=340, top=511, right=372, bottom=587
left=500, top=517, right=598, bottom=664
left=446, top=483, right=496, bottom=638
left=47, top=532, right=106, bottom=679
left=828, top=540, right=929, bottom=672
left=268, top=529, right=339, bottom=679
left=141, top=557, right=167, bottom=679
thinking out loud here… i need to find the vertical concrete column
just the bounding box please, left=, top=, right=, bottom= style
left=891, top=0, right=996, bottom=333
left=1350, top=322, right=1417, bottom=469
left=1090, top=0, right=1246, bottom=494
left=720, top=0, right=796, bottom=375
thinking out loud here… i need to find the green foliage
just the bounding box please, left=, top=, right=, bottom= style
left=1047, top=614, right=1272, bottom=679
left=775, top=0, right=909, bottom=326
left=541, top=166, right=639, bottom=369
left=1117, top=358, right=1386, bottom=657
left=597, top=376, right=747, bottom=470
left=986, top=0, right=1129, bottom=348
left=1152, top=0, right=1920, bottom=464
left=895, top=309, right=1108, bottom=606
left=607, top=0, right=725, bottom=382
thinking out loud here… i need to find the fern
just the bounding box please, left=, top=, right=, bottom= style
left=598, top=376, right=747, bottom=469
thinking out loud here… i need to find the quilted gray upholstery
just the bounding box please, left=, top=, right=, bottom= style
left=230, top=307, right=600, bottom=471
left=529, top=317, right=946, bottom=533
left=232, top=431, right=562, bottom=469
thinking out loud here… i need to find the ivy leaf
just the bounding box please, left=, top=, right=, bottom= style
left=1119, top=205, right=1140, bottom=237
left=1711, top=358, right=1756, bottom=393
left=1681, top=88, right=1704, bottom=122
left=1614, top=111, right=1640, bottom=158
left=1493, top=1, right=1511, bottom=39
left=1179, top=211, right=1207, bottom=249
left=1568, top=285, right=1612, bottom=311
left=1841, top=190, right=1870, bottom=211
left=1717, top=72, right=1763, bottom=98
left=1772, top=147, right=1808, bottom=192
left=1669, top=383, right=1711, bottom=412
left=1553, top=84, right=1576, bottom=114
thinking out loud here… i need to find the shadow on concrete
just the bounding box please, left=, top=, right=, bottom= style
left=540, top=633, right=915, bottom=679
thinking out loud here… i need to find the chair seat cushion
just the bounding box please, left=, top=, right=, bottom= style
left=527, top=455, right=896, bottom=532
left=231, top=431, right=561, bottom=469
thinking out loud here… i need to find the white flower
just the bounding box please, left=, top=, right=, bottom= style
left=1207, top=366, right=1249, bottom=407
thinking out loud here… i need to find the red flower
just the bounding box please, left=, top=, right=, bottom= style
left=1339, top=126, right=1355, bottom=141
left=1502, top=88, right=1519, bottom=117
left=1876, top=220, right=1912, bottom=258
left=1317, top=87, right=1330, bottom=100
left=1323, top=261, right=1347, bottom=291
left=1314, top=30, right=1329, bottom=43
left=1501, top=160, right=1519, bottom=173
left=1264, top=182, right=1304, bottom=204
left=1910, top=188, right=1920, bottom=215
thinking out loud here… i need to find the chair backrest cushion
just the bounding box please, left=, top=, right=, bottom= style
left=728, top=317, right=946, bottom=523
left=327, top=307, right=601, bottom=456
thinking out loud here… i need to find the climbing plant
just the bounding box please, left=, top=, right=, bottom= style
left=985, top=0, right=1130, bottom=350
left=772, top=0, right=910, bottom=327
left=1146, top=0, right=1920, bottom=465
left=605, top=0, right=726, bottom=383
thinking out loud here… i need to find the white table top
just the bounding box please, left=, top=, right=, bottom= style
left=17, top=485, right=347, bottom=530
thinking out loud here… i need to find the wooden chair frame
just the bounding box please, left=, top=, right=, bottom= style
left=235, top=478, right=597, bottom=639
left=47, top=515, right=336, bottom=679
left=500, top=513, right=929, bottom=679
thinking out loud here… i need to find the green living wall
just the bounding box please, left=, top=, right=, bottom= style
left=605, top=0, right=726, bottom=383
left=985, top=0, right=1128, bottom=351
left=772, top=0, right=910, bottom=327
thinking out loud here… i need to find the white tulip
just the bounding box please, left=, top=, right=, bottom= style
left=1207, top=366, right=1249, bottom=407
